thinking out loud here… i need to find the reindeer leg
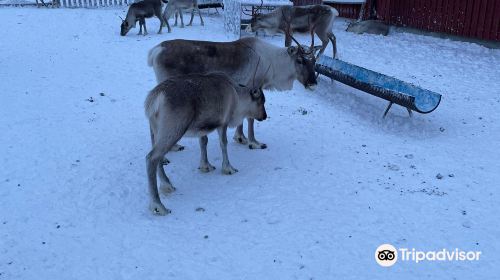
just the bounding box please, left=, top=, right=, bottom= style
left=198, top=135, right=215, bottom=173
left=142, top=19, right=148, bottom=35
left=146, top=139, right=176, bottom=216
left=179, top=9, right=185, bottom=28
left=138, top=20, right=143, bottom=35
left=174, top=11, right=178, bottom=26
left=156, top=11, right=163, bottom=34
left=285, top=33, right=292, bottom=47
left=218, top=125, right=238, bottom=175
left=165, top=17, right=172, bottom=33
left=187, top=9, right=195, bottom=26
left=328, top=33, right=338, bottom=59
left=198, top=8, right=204, bottom=26
left=247, top=118, right=267, bottom=149
left=150, top=125, right=170, bottom=165
left=149, top=124, right=173, bottom=195
left=163, top=8, right=172, bottom=32
left=233, top=123, right=248, bottom=145
left=158, top=164, right=175, bottom=194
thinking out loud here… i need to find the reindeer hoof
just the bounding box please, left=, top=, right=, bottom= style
left=222, top=166, right=238, bottom=175
left=160, top=183, right=176, bottom=195
left=248, top=142, right=267, bottom=149
left=170, top=144, right=184, bottom=152
left=149, top=201, right=170, bottom=216
left=233, top=135, right=248, bottom=145
left=162, top=157, right=170, bottom=165
left=199, top=164, right=216, bottom=173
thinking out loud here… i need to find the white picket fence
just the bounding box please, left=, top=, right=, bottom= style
left=58, top=0, right=221, bottom=8
left=59, top=0, right=128, bottom=8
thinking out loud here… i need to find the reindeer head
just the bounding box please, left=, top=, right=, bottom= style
left=120, top=16, right=133, bottom=36
left=281, top=11, right=319, bottom=90
left=249, top=0, right=270, bottom=33
left=238, top=57, right=269, bottom=122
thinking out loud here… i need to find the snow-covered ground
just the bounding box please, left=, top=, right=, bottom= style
left=1, top=7, right=499, bottom=279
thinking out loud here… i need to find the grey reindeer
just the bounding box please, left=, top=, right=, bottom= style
left=120, top=0, right=168, bottom=36
left=145, top=67, right=268, bottom=215
left=251, top=4, right=339, bottom=58
left=148, top=37, right=318, bottom=150
left=162, top=0, right=204, bottom=32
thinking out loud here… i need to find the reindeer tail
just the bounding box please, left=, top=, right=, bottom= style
left=147, top=44, right=163, bottom=67
left=145, top=87, right=165, bottom=120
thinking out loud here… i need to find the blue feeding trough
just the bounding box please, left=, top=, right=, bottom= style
left=315, top=55, right=442, bottom=117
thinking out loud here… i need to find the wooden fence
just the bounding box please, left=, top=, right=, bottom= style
left=59, top=0, right=130, bottom=8
left=54, top=0, right=221, bottom=8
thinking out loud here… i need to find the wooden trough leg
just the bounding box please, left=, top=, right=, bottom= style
left=407, top=108, right=413, bottom=117
left=383, top=101, right=393, bottom=118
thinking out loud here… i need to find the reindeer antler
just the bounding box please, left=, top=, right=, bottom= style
left=281, top=9, right=307, bottom=53
left=252, top=56, right=261, bottom=88
left=243, top=0, right=264, bottom=17
left=256, top=0, right=264, bottom=14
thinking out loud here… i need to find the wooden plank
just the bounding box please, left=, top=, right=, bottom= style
left=493, top=0, right=500, bottom=40
left=403, top=0, right=411, bottom=28
left=476, top=0, right=486, bottom=38
left=456, top=0, right=467, bottom=36
left=422, top=0, right=429, bottom=30
left=440, top=0, right=448, bottom=34
left=430, top=0, right=439, bottom=31
left=390, top=0, right=399, bottom=25
left=463, top=0, right=474, bottom=37
left=469, top=0, right=481, bottom=38
left=415, top=0, right=423, bottom=30
left=479, top=0, right=493, bottom=40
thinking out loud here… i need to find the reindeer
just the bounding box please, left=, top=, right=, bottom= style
left=145, top=67, right=268, bottom=215
left=148, top=37, right=318, bottom=150
left=162, top=0, right=204, bottom=32
left=251, top=4, right=339, bottom=58
left=120, top=0, right=167, bottom=36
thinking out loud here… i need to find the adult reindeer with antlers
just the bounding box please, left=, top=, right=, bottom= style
left=250, top=4, right=339, bottom=58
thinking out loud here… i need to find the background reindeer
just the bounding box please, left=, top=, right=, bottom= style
left=120, top=0, right=166, bottom=36
left=162, top=0, right=204, bottom=32
left=251, top=5, right=339, bottom=58
left=145, top=70, right=268, bottom=215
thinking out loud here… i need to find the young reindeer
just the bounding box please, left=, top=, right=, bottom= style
left=162, top=0, right=204, bottom=32
left=145, top=66, right=269, bottom=215
left=120, top=0, right=167, bottom=36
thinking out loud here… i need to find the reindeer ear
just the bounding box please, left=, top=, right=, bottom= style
left=287, top=46, right=298, bottom=56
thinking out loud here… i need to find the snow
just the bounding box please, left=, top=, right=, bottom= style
left=1, top=7, right=500, bottom=279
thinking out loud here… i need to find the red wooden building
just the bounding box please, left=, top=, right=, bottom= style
left=294, top=0, right=500, bottom=41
